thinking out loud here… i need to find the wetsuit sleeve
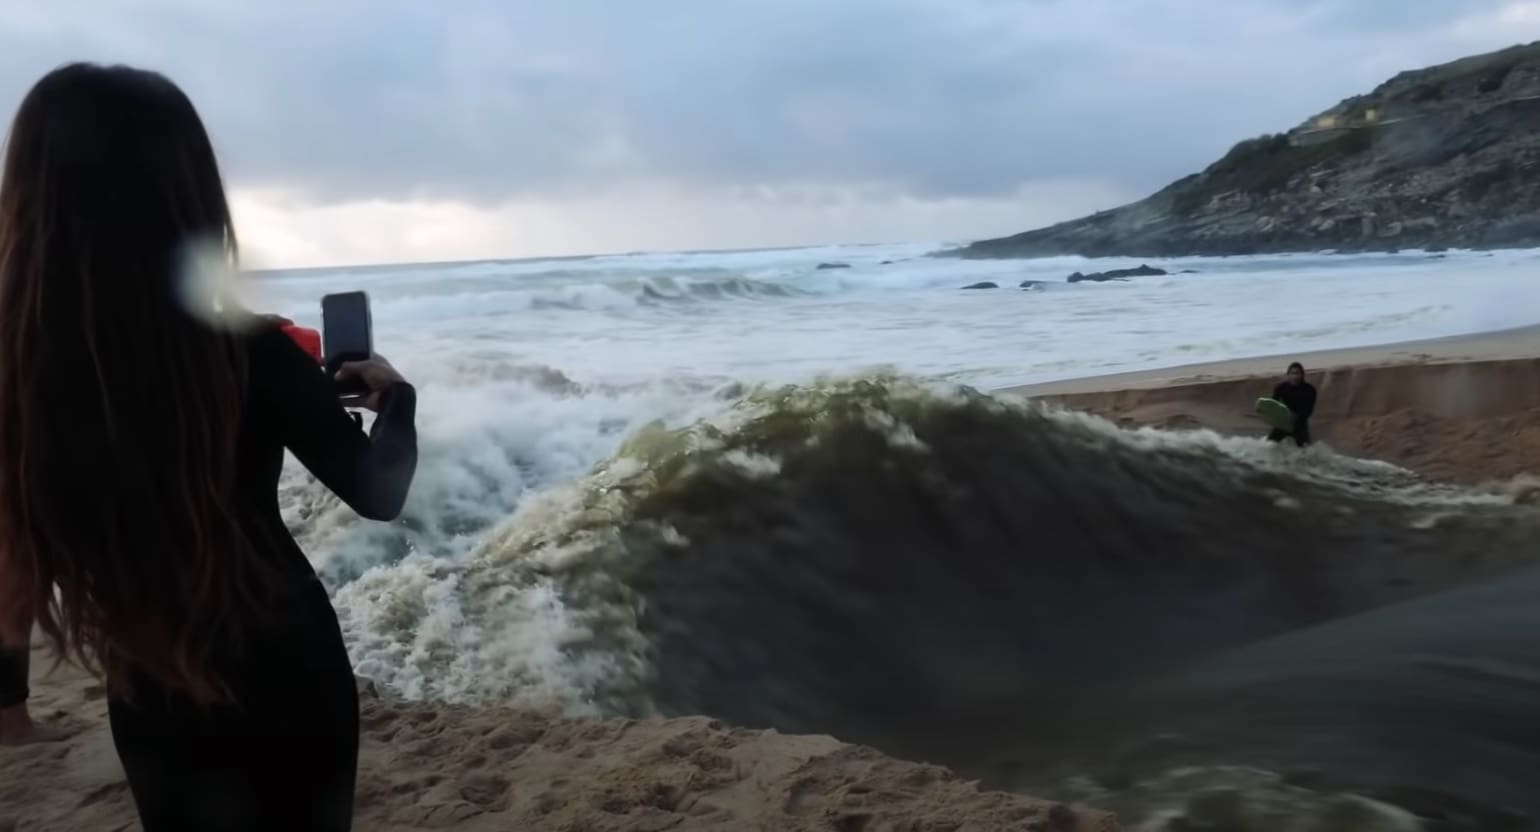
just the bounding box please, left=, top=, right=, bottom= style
left=1272, top=383, right=1287, bottom=401
left=253, top=329, right=418, bottom=521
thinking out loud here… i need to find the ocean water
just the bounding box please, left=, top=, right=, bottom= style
left=259, top=243, right=1540, bottom=393
left=249, top=243, right=1540, bottom=829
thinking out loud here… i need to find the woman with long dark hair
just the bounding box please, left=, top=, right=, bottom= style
left=0, top=64, right=418, bottom=829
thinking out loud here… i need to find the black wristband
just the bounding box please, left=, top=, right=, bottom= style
left=0, top=646, right=28, bottom=709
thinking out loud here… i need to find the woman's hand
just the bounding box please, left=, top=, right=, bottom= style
left=335, top=355, right=406, bottom=412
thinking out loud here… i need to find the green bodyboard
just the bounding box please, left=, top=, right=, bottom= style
left=1255, top=397, right=1295, bottom=430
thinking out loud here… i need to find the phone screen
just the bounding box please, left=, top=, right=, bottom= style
left=321, top=291, right=373, bottom=393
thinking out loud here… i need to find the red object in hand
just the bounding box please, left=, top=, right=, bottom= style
left=281, top=324, right=323, bottom=365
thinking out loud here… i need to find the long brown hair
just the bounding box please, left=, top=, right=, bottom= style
left=0, top=64, right=271, bottom=704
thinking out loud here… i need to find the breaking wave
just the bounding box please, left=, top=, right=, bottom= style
left=314, top=376, right=1540, bottom=828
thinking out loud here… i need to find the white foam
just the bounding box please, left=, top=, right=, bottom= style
left=1039, top=404, right=1514, bottom=508
left=331, top=551, right=621, bottom=712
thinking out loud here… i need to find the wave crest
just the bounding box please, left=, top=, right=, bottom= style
left=365, top=378, right=1525, bottom=724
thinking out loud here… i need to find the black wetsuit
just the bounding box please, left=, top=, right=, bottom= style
left=107, top=326, right=417, bottom=831
left=0, top=646, right=25, bottom=709
left=1267, top=380, right=1316, bottom=447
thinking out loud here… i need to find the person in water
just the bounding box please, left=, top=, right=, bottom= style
left=0, top=64, right=418, bottom=830
left=1267, top=361, right=1317, bottom=447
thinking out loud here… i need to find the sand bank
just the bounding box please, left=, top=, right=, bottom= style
left=1, top=644, right=1119, bottom=831
left=1003, top=326, right=1540, bottom=483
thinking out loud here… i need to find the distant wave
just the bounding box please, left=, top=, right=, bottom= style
left=258, top=245, right=1540, bottom=345
left=634, top=275, right=813, bottom=303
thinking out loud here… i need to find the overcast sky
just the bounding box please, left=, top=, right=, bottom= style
left=1, top=1, right=1536, bottom=267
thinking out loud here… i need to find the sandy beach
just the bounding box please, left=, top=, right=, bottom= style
left=8, top=325, right=1540, bottom=831
left=2, top=647, right=1118, bottom=831
left=1006, top=325, right=1540, bottom=483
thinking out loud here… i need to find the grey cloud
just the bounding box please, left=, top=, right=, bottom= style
left=1285, top=0, right=1513, bottom=31
left=0, top=0, right=1519, bottom=205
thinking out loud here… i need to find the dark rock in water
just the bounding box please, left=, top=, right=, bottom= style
left=961, top=281, right=999, bottom=290
left=816, top=262, right=852, bottom=270
left=880, top=260, right=895, bottom=265
left=1019, top=280, right=1048, bottom=289
left=1067, top=264, right=1167, bottom=283
left=1180, top=269, right=1199, bottom=274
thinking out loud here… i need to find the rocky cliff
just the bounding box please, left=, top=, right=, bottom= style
left=956, top=42, right=1540, bottom=259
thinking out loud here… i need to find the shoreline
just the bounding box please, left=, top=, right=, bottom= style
left=944, top=239, right=1540, bottom=261
left=998, top=324, right=1540, bottom=398
left=1000, top=324, right=1540, bottom=484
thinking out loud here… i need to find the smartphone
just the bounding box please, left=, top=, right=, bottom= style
left=321, top=291, right=372, bottom=396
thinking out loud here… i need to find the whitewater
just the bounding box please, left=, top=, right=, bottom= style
left=249, top=242, right=1540, bottom=828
